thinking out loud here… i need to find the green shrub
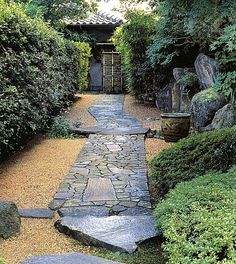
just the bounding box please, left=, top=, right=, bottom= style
left=150, top=127, right=236, bottom=200
left=112, top=11, right=156, bottom=95
left=74, top=42, right=92, bottom=91
left=155, top=168, right=236, bottom=263
left=211, top=22, right=236, bottom=105
left=49, top=116, right=73, bottom=138
left=0, top=259, right=5, bottom=264
left=0, top=1, right=80, bottom=158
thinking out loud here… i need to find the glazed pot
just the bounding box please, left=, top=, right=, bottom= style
left=161, top=112, right=191, bottom=142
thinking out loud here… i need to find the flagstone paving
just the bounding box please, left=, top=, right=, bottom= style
left=49, top=94, right=159, bottom=254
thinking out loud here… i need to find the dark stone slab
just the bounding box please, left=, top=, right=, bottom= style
left=56, top=215, right=160, bottom=253
left=83, top=178, right=117, bottom=202
left=21, top=252, right=122, bottom=264
left=19, top=208, right=54, bottom=219
left=58, top=206, right=110, bottom=217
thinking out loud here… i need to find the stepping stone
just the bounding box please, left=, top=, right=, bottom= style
left=56, top=215, right=160, bottom=253
left=100, top=127, right=149, bottom=135
left=58, top=206, right=110, bottom=217
left=21, top=252, right=122, bottom=264
left=19, top=208, right=54, bottom=219
left=71, top=126, right=102, bottom=135
left=83, top=178, right=117, bottom=202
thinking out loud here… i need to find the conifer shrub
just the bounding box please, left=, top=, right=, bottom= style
left=0, top=1, right=80, bottom=158
left=155, top=168, right=236, bottom=263
left=150, top=127, right=236, bottom=200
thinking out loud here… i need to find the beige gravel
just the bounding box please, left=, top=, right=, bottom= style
left=124, top=95, right=161, bottom=130
left=0, top=137, right=86, bottom=209
left=67, top=93, right=98, bottom=127
left=0, top=218, right=94, bottom=264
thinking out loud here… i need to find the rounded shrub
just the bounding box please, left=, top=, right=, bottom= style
left=150, top=126, right=236, bottom=200
left=155, top=168, right=236, bottom=264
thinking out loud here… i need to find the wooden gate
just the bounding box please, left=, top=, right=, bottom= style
left=102, top=51, right=123, bottom=94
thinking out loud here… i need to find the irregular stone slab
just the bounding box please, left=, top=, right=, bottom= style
left=58, top=206, right=110, bottom=217
left=56, top=215, right=160, bottom=253
left=0, top=200, right=21, bottom=239
left=83, top=178, right=117, bottom=202
left=19, top=208, right=54, bottom=219
left=21, top=252, right=122, bottom=264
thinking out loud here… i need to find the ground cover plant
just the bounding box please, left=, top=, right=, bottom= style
left=155, top=168, right=236, bottom=263
left=0, top=0, right=82, bottom=159
left=150, top=126, right=236, bottom=200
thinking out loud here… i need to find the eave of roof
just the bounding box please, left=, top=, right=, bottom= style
left=67, top=11, right=124, bottom=27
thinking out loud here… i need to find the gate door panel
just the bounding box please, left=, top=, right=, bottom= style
left=102, top=51, right=123, bottom=94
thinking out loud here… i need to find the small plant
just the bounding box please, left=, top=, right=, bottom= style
left=176, top=71, right=198, bottom=88
left=0, top=258, right=5, bottom=264
left=155, top=168, right=236, bottom=263
left=49, top=116, right=73, bottom=138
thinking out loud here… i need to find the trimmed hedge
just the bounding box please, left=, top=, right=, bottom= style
left=150, top=126, right=236, bottom=200
left=0, top=1, right=80, bottom=158
left=155, top=168, right=236, bottom=263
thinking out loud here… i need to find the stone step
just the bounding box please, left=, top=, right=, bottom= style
left=19, top=208, right=54, bottom=219
left=55, top=215, right=160, bottom=254
left=21, top=252, right=122, bottom=264
left=71, top=126, right=149, bottom=136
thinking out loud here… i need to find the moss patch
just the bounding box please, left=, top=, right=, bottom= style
left=192, top=88, right=222, bottom=102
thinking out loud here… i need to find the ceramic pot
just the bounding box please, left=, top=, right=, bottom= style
left=161, top=112, right=191, bottom=142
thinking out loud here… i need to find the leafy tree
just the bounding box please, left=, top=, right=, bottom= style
left=18, top=0, right=97, bottom=28
left=148, top=0, right=236, bottom=66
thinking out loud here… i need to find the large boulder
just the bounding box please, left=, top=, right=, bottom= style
left=194, top=53, right=218, bottom=89
left=191, top=88, right=226, bottom=131
left=0, top=200, right=21, bottom=239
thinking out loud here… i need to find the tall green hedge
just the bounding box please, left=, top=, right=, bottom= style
left=0, top=1, right=80, bottom=158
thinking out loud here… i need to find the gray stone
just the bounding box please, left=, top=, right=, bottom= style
left=194, top=53, right=218, bottom=89
left=56, top=215, right=159, bottom=253
left=19, top=208, right=54, bottom=219
left=172, top=68, right=198, bottom=112
left=210, top=103, right=236, bottom=130
left=83, top=178, right=117, bottom=202
left=58, top=206, right=110, bottom=217
left=0, top=200, right=21, bottom=239
left=21, top=252, right=122, bottom=264
left=191, top=88, right=226, bottom=130
left=155, top=81, right=173, bottom=112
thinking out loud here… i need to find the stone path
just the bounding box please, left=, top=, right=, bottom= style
left=49, top=94, right=158, bottom=254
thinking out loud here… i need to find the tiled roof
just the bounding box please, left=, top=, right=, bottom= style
left=70, top=11, right=124, bottom=26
